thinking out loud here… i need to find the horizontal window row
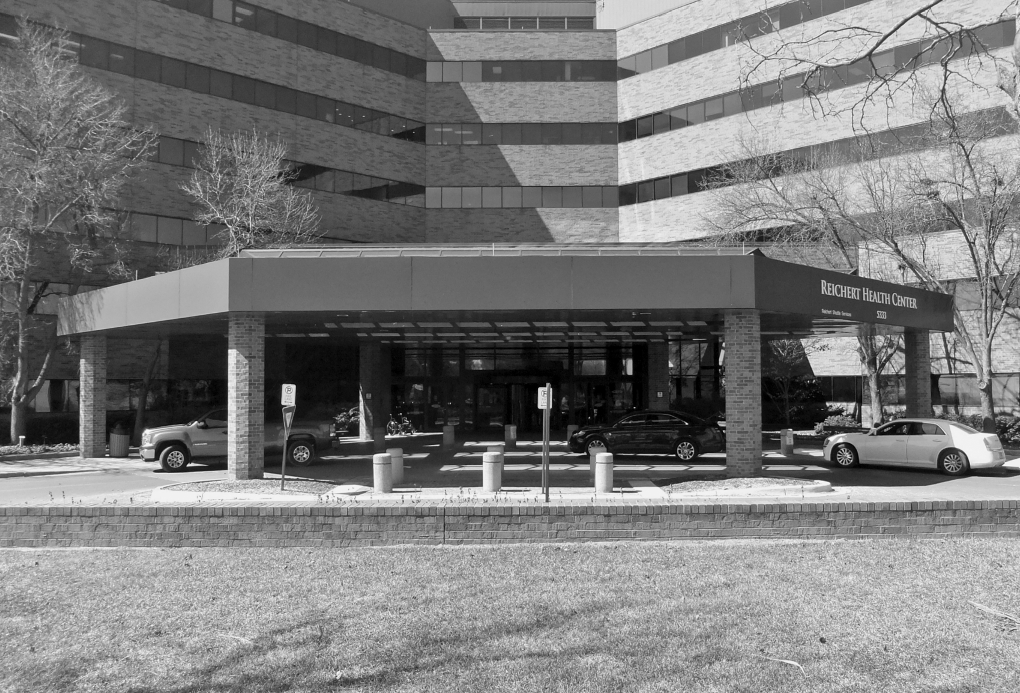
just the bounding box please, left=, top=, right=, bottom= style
left=129, top=213, right=226, bottom=246
left=425, top=122, right=617, bottom=145
left=0, top=14, right=426, bottom=143
left=290, top=164, right=426, bottom=207
left=149, top=134, right=425, bottom=207
left=618, top=117, right=960, bottom=207
left=619, top=20, right=1015, bottom=143
left=424, top=187, right=618, bottom=209
left=453, top=17, right=595, bottom=31
left=426, top=60, right=617, bottom=82
left=618, top=0, right=873, bottom=79
left=156, top=0, right=426, bottom=80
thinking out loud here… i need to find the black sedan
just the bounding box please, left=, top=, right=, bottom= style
left=568, top=410, right=725, bottom=461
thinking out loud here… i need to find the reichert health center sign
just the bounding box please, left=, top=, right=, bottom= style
left=756, top=257, right=953, bottom=332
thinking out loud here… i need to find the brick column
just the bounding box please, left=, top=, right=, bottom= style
left=79, top=333, right=107, bottom=459
left=647, top=341, right=670, bottom=410
left=359, top=342, right=383, bottom=440
left=904, top=329, right=932, bottom=418
left=724, top=310, right=762, bottom=478
left=228, top=313, right=264, bottom=480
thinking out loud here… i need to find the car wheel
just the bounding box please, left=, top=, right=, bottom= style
left=287, top=441, right=315, bottom=467
left=159, top=444, right=190, bottom=472
left=832, top=443, right=859, bottom=468
left=674, top=439, right=699, bottom=461
left=938, top=449, right=969, bottom=476
left=586, top=437, right=609, bottom=455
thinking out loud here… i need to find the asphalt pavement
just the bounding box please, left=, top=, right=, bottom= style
left=2, top=433, right=1020, bottom=505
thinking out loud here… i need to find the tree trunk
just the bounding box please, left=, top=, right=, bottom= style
left=866, top=368, right=883, bottom=428
left=9, top=402, right=27, bottom=446
left=132, top=340, right=162, bottom=445
left=978, top=381, right=995, bottom=432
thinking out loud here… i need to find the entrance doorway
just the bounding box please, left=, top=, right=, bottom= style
left=474, top=380, right=556, bottom=433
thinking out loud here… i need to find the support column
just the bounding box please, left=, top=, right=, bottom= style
left=904, top=329, right=932, bottom=418
left=724, top=310, right=762, bottom=478
left=360, top=342, right=386, bottom=441
left=228, top=313, right=264, bottom=480
left=647, top=341, right=670, bottom=410
left=79, top=334, right=107, bottom=459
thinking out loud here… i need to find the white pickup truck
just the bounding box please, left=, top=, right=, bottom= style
left=140, top=408, right=335, bottom=472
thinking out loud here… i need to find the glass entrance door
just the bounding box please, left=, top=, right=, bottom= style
left=475, top=385, right=508, bottom=431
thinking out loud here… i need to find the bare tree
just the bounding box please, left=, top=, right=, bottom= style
left=0, top=20, right=154, bottom=443
left=741, top=1, right=1018, bottom=126
left=182, top=128, right=321, bottom=258
left=710, top=103, right=1020, bottom=431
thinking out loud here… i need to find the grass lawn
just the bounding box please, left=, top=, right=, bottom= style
left=2, top=539, right=1020, bottom=692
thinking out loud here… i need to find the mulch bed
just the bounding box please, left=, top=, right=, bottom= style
left=663, top=477, right=815, bottom=493
left=175, top=479, right=339, bottom=495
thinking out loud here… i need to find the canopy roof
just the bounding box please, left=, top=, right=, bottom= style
left=57, top=245, right=954, bottom=341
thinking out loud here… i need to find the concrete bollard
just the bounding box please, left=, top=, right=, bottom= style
left=482, top=451, right=503, bottom=492
left=780, top=428, right=794, bottom=456
left=373, top=453, right=393, bottom=493
left=486, top=443, right=505, bottom=457
left=386, top=447, right=404, bottom=485
left=595, top=452, right=613, bottom=494
left=372, top=427, right=386, bottom=452
left=504, top=424, right=517, bottom=449
left=588, top=444, right=607, bottom=484
left=442, top=425, right=455, bottom=447
left=566, top=424, right=579, bottom=441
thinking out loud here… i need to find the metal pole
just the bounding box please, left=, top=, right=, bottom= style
left=280, top=417, right=289, bottom=492
left=542, top=382, right=551, bottom=503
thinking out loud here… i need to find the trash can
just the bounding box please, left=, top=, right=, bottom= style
left=108, top=422, right=130, bottom=458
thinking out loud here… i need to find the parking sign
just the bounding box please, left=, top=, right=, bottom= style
left=538, top=386, right=552, bottom=410
left=281, top=383, right=297, bottom=406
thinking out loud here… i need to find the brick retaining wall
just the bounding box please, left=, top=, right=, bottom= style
left=3, top=501, right=1020, bottom=547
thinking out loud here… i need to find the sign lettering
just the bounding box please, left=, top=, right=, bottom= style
left=821, top=280, right=918, bottom=310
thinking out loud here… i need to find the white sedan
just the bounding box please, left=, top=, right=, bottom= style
left=822, top=418, right=1007, bottom=476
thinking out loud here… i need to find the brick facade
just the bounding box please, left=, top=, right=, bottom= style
left=905, top=329, right=933, bottom=418
left=724, top=309, right=762, bottom=477
left=228, top=313, right=265, bottom=480
left=78, top=334, right=107, bottom=458
left=4, top=500, right=1020, bottom=547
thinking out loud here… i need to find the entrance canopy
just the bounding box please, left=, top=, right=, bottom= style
left=58, top=245, right=954, bottom=340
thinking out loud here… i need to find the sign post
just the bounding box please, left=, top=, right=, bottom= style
left=280, top=384, right=297, bottom=491
left=538, top=384, right=552, bottom=502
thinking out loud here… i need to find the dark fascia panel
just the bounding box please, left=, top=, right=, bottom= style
left=57, top=253, right=954, bottom=335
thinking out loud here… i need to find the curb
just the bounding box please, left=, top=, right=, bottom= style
left=0, top=451, right=80, bottom=462
left=0, top=469, right=100, bottom=479
left=150, top=482, right=371, bottom=503
left=664, top=480, right=833, bottom=499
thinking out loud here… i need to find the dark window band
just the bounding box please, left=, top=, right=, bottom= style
left=426, top=60, right=617, bottom=82
left=618, top=107, right=1016, bottom=207
left=618, top=0, right=874, bottom=80
left=619, top=20, right=1015, bottom=143
left=426, top=123, right=617, bottom=145
left=155, top=0, right=426, bottom=80
left=150, top=133, right=426, bottom=207
left=425, top=187, right=618, bottom=208
left=0, top=14, right=428, bottom=143
left=453, top=17, right=595, bottom=31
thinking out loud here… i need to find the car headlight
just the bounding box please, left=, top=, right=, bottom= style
left=823, top=436, right=832, bottom=447
left=574, top=430, right=587, bottom=439
left=141, top=430, right=153, bottom=445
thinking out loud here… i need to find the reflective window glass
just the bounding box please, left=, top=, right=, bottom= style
left=502, top=187, right=523, bottom=207
left=317, top=26, right=336, bottom=55
left=618, top=55, right=637, bottom=79
left=135, top=50, right=161, bottom=81
left=602, top=187, right=619, bottom=207
left=541, top=123, right=562, bottom=144
left=183, top=140, right=201, bottom=167
left=635, top=50, right=652, bottom=74
left=619, top=184, right=637, bottom=206
left=653, top=112, right=670, bottom=134
left=460, top=123, right=481, bottom=144
left=619, top=120, right=636, bottom=142
left=462, top=187, right=482, bottom=208
left=651, top=45, right=668, bottom=70
left=562, top=187, right=583, bottom=208
left=582, top=187, right=602, bottom=208
left=233, top=76, right=255, bottom=103
left=296, top=92, right=317, bottom=119
left=158, top=136, right=185, bottom=166
left=442, top=62, right=463, bottom=82
left=482, top=123, right=502, bottom=145
left=108, top=44, right=134, bottom=75
left=255, top=7, right=276, bottom=36
left=334, top=171, right=354, bottom=192
left=185, top=63, right=210, bottom=92
left=723, top=92, right=742, bottom=116
left=426, top=124, right=443, bottom=145
left=522, top=187, right=542, bottom=207
left=209, top=69, right=232, bottom=97
left=233, top=2, right=257, bottom=29
left=442, top=125, right=461, bottom=145
left=654, top=177, right=671, bottom=199
left=161, top=57, right=187, bottom=87
left=296, top=20, right=317, bottom=48
left=670, top=174, right=688, bottom=197
left=637, top=180, right=654, bottom=203
left=637, top=116, right=653, bottom=138
left=687, top=101, right=705, bottom=124
left=373, top=45, right=390, bottom=71
left=254, top=80, right=275, bottom=108
left=335, top=102, right=354, bottom=127
left=482, top=187, right=501, bottom=208
left=502, top=123, right=522, bottom=145
left=669, top=107, right=688, bottom=129
left=462, top=61, right=482, bottom=81
left=441, top=188, right=462, bottom=208
left=276, top=14, right=297, bottom=42
left=705, top=97, right=724, bottom=120
left=426, top=62, right=443, bottom=82
left=157, top=216, right=183, bottom=245
left=521, top=124, right=542, bottom=145
left=425, top=187, right=442, bottom=208
left=521, top=62, right=542, bottom=81
left=543, top=187, right=563, bottom=208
